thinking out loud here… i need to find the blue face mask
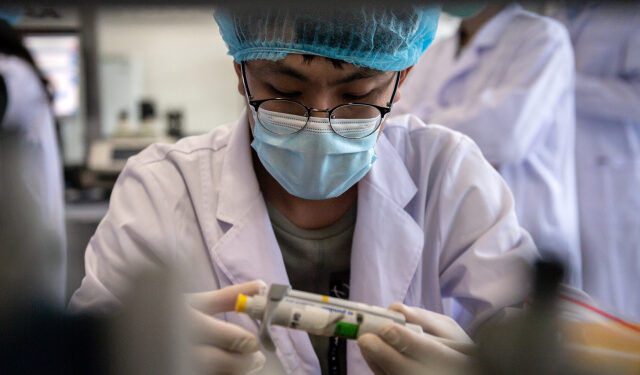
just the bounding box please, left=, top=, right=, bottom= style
left=250, top=107, right=379, bottom=200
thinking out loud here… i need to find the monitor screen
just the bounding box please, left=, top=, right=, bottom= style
left=23, top=34, right=80, bottom=117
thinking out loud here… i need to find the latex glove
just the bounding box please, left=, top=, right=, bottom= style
left=186, top=280, right=267, bottom=375
left=389, top=303, right=473, bottom=344
left=358, top=303, right=474, bottom=375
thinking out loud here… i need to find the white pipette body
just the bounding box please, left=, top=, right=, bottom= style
left=236, top=293, right=423, bottom=339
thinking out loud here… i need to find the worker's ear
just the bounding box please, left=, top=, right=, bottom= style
left=233, top=62, right=247, bottom=97
left=393, top=66, right=413, bottom=104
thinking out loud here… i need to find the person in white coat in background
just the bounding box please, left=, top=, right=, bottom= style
left=551, top=3, right=640, bottom=321
left=69, top=5, right=538, bottom=375
left=0, top=16, right=67, bottom=307
left=394, top=2, right=582, bottom=288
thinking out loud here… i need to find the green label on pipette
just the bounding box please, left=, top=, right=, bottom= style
left=333, top=322, right=359, bottom=339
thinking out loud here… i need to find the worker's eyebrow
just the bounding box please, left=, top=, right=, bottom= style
left=259, top=61, right=385, bottom=84
left=332, top=68, right=385, bottom=85
left=262, top=61, right=310, bottom=82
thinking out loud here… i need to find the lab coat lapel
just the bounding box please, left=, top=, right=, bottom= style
left=439, top=4, right=519, bottom=106
left=206, top=112, right=286, bottom=286
left=347, top=133, right=425, bottom=375
left=437, top=37, right=482, bottom=106
left=203, top=112, right=320, bottom=374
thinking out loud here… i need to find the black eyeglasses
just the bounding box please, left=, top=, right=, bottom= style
left=241, top=61, right=400, bottom=139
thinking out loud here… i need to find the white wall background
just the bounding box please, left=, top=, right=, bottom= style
left=97, top=7, right=245, bottom=136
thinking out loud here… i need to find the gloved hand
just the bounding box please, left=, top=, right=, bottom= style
left=358, top=303, right=475, bottom=375
left=186, top=280, right=267, bottom=375
left=388, top=303, right=473, bottom=344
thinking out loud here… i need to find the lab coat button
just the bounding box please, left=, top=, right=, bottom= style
left=596, top=155, right=609, bottom=166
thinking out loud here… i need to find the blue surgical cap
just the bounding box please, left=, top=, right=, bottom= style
left=214, top=5, right=440, bottom=72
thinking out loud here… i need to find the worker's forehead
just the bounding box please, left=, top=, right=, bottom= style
left=246, top=54, right=391, bottom=85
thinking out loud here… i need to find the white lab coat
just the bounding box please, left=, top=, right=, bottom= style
left=553, top=4, right=640, bottom=320
left=0, top=54, right=66, bottom=306
left=394, top=3, right=581, bottom=287
left=69, top=112, right=538, bottom=374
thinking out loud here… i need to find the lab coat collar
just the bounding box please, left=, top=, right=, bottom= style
left=210, top=109, right=291, bottom=291
left=347, top=132, right=425, bottom=374
left=209, top=112, right=319, bottom=373
left=216, top=111, right=262, bottom=225
left=470, top=3, right=522, bottom=50
left=349, top=131, right=423, bottom=309
left=364, top=131, right=418, bottom=209
left=438, top=3, right=522, bottom=101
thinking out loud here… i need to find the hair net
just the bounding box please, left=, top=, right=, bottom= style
left=214, top=5, right=440, bottom=71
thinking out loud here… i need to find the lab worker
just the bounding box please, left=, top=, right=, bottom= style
left=394, top=3, right=582, bottom=288
left=0, top=17, right=66, bottom=306
left=69, top=5, right=538, bottom=375
left=552, top=4, right=640, bottom=320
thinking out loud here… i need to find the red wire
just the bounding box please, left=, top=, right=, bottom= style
left=559, top=295, right=640, bottom=334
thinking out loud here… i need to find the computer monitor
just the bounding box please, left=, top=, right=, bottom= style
left=23, top=33, right=80, bottom=118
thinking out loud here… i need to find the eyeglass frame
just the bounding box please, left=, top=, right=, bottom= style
left=240, top=61, right=401, bottom=139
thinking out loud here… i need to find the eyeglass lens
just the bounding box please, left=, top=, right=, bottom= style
left=256, top=100, right=382, bottom=138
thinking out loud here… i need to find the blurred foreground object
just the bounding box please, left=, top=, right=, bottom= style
left=0, top=264, right=193, bottom=375
left=476, top=261, right=640, bottom=375
left=1, top=107, right=189, bottom=371
left=108, top=267, right=193, bottom=375
left=1, top=17, right=66, bottom=306
left=558, top=286, right=640, bottom=374
left=1, top=22, right=66, bottom=304
left=0, top=133, right=66, bottom=308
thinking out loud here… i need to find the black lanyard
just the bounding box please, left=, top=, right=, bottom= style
left=327, top=272, right=350, bottom=375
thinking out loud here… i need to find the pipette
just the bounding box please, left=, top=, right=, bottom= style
left=235, top=284, right=474, bottom=354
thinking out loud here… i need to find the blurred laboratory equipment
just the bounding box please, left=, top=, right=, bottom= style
left=87, top=134, right=175, bottom=176
left=550, top=2, right=640, bottom=322
left=476, top=261, right=640, bottom=375
left=112, top=110, right=134, bottom=137
left=138, top=99, right=158, bottom=137
left=167, top=109, right=184, bottom=138
left=86, top=99, right=176, bottom=187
